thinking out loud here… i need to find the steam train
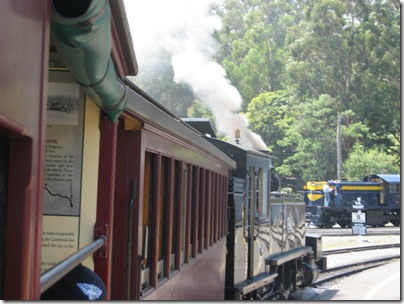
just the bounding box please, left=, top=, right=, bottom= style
left=0, top=0, right=325, bottom=300
left=303, top=175, right=400, bottom=228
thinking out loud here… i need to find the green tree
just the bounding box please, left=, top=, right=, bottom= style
left=247, top=90, right=292, bottom=164
left=343, top=145, right=400, bottom=180
left=275, top=95, right=338, bottom=188
left=247, top=93, right=370, bottom=188
left=339, top=109, right=369, bottom=152
left=353, top=0, right=400, bottom=156
left=133, top=0, right=400, bottom=188
left=217, top=0, right=296, bottom=109
left=236, top=0, right=399, bottom=187
left=286, top=0, right=348, bottom=99
left=284, top=0, right=400, bottom=155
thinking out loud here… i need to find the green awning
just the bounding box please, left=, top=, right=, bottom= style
left=50, top=0, right=127, bottom=122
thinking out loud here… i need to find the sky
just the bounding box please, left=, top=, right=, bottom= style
left=123, top=0, right=267, bottom=150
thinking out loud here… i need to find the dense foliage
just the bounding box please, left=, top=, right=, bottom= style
left=342, top=144, right=400, bottom=180
left=133, top=0, right=400, bottom=190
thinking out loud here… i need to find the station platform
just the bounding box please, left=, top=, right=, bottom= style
left=313, top=259, right=401, bottom=300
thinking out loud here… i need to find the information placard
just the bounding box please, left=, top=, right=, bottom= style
left=44, top=82, right=84, bottom=216
left=42, top=81, right=84, bottom=272
left=352, top=223, right=367, bottom=235
left=352, top=205, right=367, bottom=235
left=352, top=212, right=366, bottom=223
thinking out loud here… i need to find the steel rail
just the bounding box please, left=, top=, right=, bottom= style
left=312, top=255, right=400, bottom=286
left=323, top=243, right=401, bottom=255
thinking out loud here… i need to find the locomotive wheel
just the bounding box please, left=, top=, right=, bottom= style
left=299, top=262, right=319, bottom=287
left=338, top=221, right=346, bottom=228
left=339, top=221, right=351, bottom=228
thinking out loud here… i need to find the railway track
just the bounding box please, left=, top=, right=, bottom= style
left=323, top=243, right=401, bottom=255
left=313, top=256, right=400, bottom=286
left=313, top=243, right=400, bottom=287
left=307, top=226, right=400, bottom=237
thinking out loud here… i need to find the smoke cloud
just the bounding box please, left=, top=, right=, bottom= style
left=124, top=0, right=267, bottom=150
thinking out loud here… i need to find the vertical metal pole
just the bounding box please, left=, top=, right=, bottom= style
left=337, top=113, right=342, bottom=181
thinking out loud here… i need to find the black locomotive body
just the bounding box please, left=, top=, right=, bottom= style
left=202, top=136, right=325, bottom=300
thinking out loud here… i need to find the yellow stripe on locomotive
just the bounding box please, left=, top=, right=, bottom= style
left=304, top=181, right=326, bottom=204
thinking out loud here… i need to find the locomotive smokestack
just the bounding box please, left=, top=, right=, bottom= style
left=235, top=128, right=240, bottom=144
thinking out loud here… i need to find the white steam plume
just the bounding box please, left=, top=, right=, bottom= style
left=124, top=0, right=267, bottom=150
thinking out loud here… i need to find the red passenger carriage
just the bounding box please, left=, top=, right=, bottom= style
left=0, top=0, right=234, bottom=300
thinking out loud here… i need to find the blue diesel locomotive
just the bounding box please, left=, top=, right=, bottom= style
left=304, top=174, right=400, bottom=228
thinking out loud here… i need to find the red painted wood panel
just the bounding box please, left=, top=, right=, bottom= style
left=143, top=239, right=226, bottom=301
left=94, top=116, right=118, bottom=300
left=0, top=0, right=50, bottom=300
left=111, top=124, right=144, bottom=300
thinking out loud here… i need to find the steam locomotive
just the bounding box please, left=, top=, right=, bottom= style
left=194, top=132, right=326, bottom=300
left=0, top=0, right=325, bottom=300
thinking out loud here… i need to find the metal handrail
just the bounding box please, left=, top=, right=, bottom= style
left=40, top=237, right=106, bottom=293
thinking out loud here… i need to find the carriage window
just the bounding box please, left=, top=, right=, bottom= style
left=210, top=173, right=215, bottom=245
left=204, top=171, right=211, bottom=249
left=190, top=166, right=198, bottom=258
left=198, top=169, right=205, bottom=253
left=218, top=175, right=223, bottom=238
left=221, top=175, right=227, bottom=238
left=171, top=160, right=180, bottom=272
left=212, top=173, right=218, bottom=243
left=180, top=163, right=188, bottom=265
left=219, top=175, right=225, bottom=238
left=140, top=152, right=155, bottom=291
left=214, top=173, right=220, bottom=242
left=184, top=164, right=193, bottom=261
left=157, top=156, right=169, bottom=280
left=222, top=176, right=228, bottom=237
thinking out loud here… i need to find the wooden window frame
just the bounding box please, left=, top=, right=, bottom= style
left=191, top=166, right=199, bottom=257
left=198, top=169, right=205, bottom=253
